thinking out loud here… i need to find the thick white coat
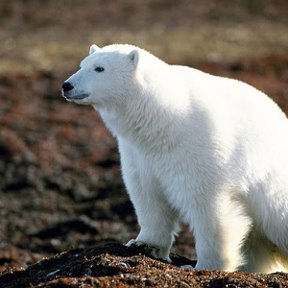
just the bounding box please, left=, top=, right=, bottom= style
left=63, top=44, right=288, bottom=273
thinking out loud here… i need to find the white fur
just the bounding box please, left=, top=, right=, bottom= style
left=62, top=44, right=288, bottom=273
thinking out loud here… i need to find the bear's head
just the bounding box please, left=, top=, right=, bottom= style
left=62, top=44, right=139, bottom=108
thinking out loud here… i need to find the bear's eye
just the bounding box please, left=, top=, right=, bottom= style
left=94, top=67, right=104, bottom=72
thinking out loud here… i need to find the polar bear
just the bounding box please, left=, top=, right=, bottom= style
left=62, top=44, right=288, bottom=273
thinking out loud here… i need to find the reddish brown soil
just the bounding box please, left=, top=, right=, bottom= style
left=1, top=242, right=288, bottom=288
left=0, top=0, right=288, bottom=287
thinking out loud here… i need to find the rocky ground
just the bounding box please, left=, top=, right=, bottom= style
left=0, top=0, right=288, bottom=287
left=2, top=242, right=288, bottom=288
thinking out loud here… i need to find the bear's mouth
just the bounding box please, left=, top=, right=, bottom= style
left=63, top=93, right=90, bottom=100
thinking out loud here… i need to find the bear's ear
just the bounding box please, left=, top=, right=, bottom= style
left=128, top=49, right=139, bottom=68
left=89, top=44, right=100, bottom=55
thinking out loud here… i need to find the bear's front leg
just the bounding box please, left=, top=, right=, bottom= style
left=120, top=145, right=178, bottom=262
left=192, top=193, right=252, bottom=271
left=125, top=177, right=179, bottom=262
left=126, top=239, right=173, bottom=262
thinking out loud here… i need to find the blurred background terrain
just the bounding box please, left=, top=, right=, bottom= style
left=0, top=0, right=287, bottom=273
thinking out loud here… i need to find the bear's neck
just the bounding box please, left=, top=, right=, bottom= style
left=97, top=76, right=187, bottom=154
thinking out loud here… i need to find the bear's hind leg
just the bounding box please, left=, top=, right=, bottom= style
left=243, top=229, right=288, bottom=273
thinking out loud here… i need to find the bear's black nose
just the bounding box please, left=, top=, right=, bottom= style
left=62, top=82, right=74, bottom=92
